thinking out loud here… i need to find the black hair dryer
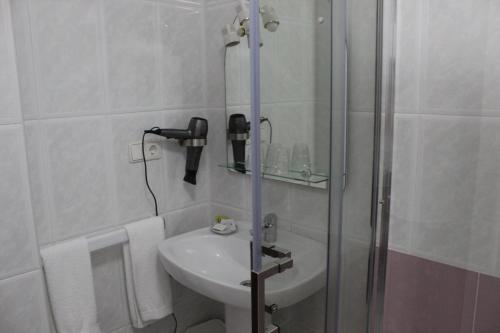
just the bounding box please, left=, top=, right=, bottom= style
left=228, top=114, right=250, bottom=173
left=145, top=117, right=208, bottom=185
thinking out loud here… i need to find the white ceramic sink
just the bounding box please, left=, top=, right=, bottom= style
left=158, top=221, right=326, bottom=332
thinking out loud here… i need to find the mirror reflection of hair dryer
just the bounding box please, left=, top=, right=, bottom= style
left=228, top=114, right=272, bottom=174
left=145, top=117, right=208, bottom=185
left=228, top=114, right=250, bottom=173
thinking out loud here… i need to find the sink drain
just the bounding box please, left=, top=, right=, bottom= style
left=240, top=280, right=252, bottom=287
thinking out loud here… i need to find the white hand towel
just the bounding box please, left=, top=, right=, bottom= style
left=123, top=217, right=173, bottom=328
left=41, top=238, right=102, bottom=333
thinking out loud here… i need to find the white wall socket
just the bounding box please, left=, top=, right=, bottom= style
left=129, top=142, right=162, bottom=163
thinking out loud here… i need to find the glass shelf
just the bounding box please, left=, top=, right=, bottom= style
left=218, top=163, right=329, bottom=188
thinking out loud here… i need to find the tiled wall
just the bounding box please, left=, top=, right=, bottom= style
left=389, top=0, right=500, bottom=278
left=0, top=1, right=51, bottom=332
left=384, top=250, right=500, bottom=333
left=384, top=0, right=500, bottom=331
left=1, top=0, right=226, bottom=332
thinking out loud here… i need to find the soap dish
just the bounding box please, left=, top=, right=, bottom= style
left=211, top=220, right=238, bottom=235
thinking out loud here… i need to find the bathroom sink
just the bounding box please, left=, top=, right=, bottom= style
left=158, top=222, right=327, bottom=309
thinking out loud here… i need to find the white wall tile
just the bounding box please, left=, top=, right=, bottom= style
left=394, top=0, right=421, bottom=112
left=29, top=0, right=105, bottom=116
left=481, top=0, right=500, bottom=112
left=170, top=293, right=224, bottom=333
left=164, top=203, right=210, bottom=237
left=388, top=114, right=419, bottom=251
left=210, top=202, right=248, bottom=222
left=409, top=115, right=500, bottom=272
left=288, top=185, right=328, bottom=232
left=0, top=270, right=51, bottom=333
left=261, top=30, right=278, bottom=105
left=262, top=103, right=315, bottom=152
left=471, top=118, right=500, bottom=225
left=110, top=112, right=166, bottom=222
left=0, top=0, right=22, bottom=124
left=285, top=290, right=326, bottom=333
left=23, top=122, right=52, bottom=244
left=420, top=0, right=488, bottom=113
left=290, top=223, right=327, bottom=244
left=108, top=290, right=224, bottom=333
left=262, top=179, right=291, bottom=220
left=267, top=0, right=314, bottom=23
left=0, top=125, right=39, bottom=279
left=104, top=0, right=160, bottom=111
left=159, top=2, right=204, bottom=107
left=9, top=0, right=39, bottom=120
left=26, top=117, right=117, bottom=241
left=417, top=116, right=479, bottom=224
left=224, top=44, right=242, bottom=106
left=274, top=22, right=306, bottom=102
left=205, top=3, right=236, bottom=108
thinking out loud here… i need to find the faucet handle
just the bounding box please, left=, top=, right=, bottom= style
left=263, top=213, right=277, bottom=227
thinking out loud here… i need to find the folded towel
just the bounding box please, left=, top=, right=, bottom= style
left=123, top=217, right=173, bottom=328
left=41, top=238, right=102, bottom=333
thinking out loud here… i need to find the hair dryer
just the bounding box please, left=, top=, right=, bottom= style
left=145, top=117, right=208, bottom=185
left=228, top=114, right=250, bottom=173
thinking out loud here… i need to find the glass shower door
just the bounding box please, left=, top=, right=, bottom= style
left=247, top=0, right=384, bottom=332
left=247, top=0, right=333, bottom=331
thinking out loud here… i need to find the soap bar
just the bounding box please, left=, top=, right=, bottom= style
left=212, top=224, right=227, bottom=232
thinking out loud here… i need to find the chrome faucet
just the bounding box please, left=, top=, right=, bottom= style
left=263, top=213, right=278, bottom=243
left=249, top=213, right=278, bottom=243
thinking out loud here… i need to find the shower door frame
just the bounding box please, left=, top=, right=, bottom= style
left=247, top=0, right=396, bottom=330
left=325, top=0, right=397, bottom=331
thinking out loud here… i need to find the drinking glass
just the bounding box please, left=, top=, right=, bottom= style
left=265, top=143, right=290, bottom=175
left=290, top=143, right=311, bottom=176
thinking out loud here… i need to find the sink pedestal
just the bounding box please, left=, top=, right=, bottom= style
left=225, top=305, right=272, bottom=333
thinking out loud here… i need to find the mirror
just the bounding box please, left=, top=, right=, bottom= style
left=221, top=0, right=330, bottom=188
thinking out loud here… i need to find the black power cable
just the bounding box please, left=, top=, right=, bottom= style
left=142, top=129, right=159, bottom=217
left=143, top=130, right=177, bottom=333
left=172, top=313, right=178, bottom=332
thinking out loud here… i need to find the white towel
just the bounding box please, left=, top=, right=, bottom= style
left=41, top=238, right=102, bottom=333
left=123, top=217, right=173, bottom=328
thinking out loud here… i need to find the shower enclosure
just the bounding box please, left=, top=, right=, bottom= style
left=233, top=0, right=500, bottom=331
left=228, top=0, right=385, bottom=331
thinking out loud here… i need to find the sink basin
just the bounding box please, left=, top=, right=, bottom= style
left=158, top=222, right=327, bottom=309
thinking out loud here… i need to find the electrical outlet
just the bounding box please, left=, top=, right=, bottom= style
left=129, top=142, right=162, bottom=163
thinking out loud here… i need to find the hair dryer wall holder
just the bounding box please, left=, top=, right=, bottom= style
left=179, top=138, right=207, bottom=147
left=144, top=117, right=208, bottom=185
left=228, top=132, right=250, bottom=141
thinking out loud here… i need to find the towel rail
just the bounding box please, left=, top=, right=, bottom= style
left=39, top=228, right=130, bottom=257
left=87, top=228, right=129, bottom=252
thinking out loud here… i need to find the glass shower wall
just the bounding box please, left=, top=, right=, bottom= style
left=258, top=0, right=331, bottom=331
left=256, top=0, right=382, bottom=331
left=335, top=0, right=381, bottom=332
left=381, top=0, right=500, bottom=332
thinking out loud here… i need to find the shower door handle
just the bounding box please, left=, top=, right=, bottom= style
left=251, top=242, right=293, bottom=333
left=342, top=39, right=349, bottom=191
